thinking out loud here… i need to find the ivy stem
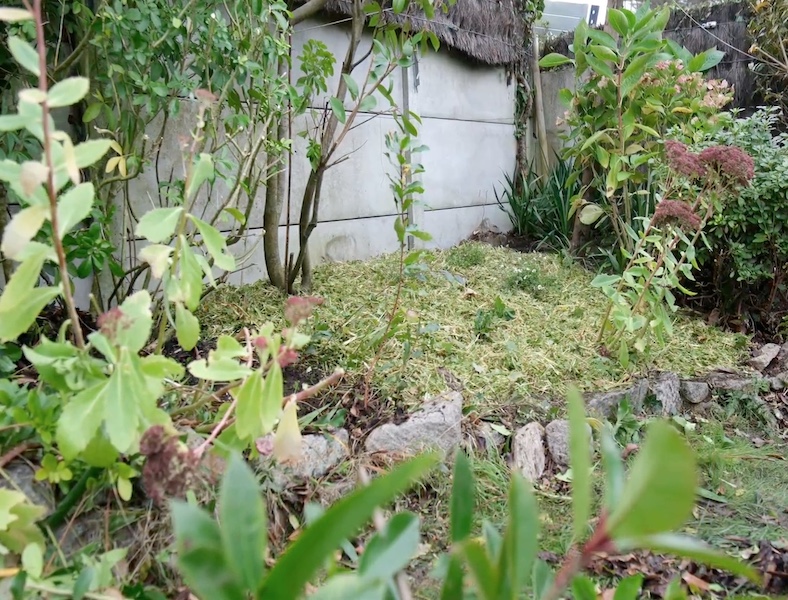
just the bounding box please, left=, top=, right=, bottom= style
left=26, top=0, right=85, bottom=349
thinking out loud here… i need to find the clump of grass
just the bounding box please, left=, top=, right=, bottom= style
left=200, top=245, right=747, bottom=410
left=446, top=242, right=486, bottom=269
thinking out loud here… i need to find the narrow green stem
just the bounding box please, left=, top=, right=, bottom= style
left=40, top=466, right=101, bottom=532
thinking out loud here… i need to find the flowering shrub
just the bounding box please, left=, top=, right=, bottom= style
left=681, top=107, right=788, bottom=319
left=540, top=6, right=732, bottom=254
left=593, top=138, right=754, bottom=363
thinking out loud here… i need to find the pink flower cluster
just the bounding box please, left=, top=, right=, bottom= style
left=652, top=199, right=702, bottom=230
left=664, top=140, right=706, bottom=178
left=698, top=145, right=755, bottom=184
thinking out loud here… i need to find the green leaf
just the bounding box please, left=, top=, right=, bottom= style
left=136, top=207, right=183, bottom=243
left=0, top=114, right=28, bottom=132
left=234, top=370, right=264, bottom=441
left=621, top=54, right=651, bottom=99
left=539, top=53, right=573, bottom=69
left=104, top=350, right=149, bottom=453
left=21, top=542, right=43, bottom=579
left=110, top=290, right=153, bottom=354
left=586, top=54, right=615, bottom=79
left=460, top=539, right=497, bottom=600
left=56, top=182, right=94, bottom=238
left=47, top=77, right=90, bottom=108
left=307, top=574, right=387, bottom=600
left=186, top=153, right=214, bottom=201
left=261, top=362, right=284, bottom=436
left=614, top=574, right=644, bottom=600
left=73, top=139, right=112, bottom=168
left=82, top=102, right=103, bottom=123
left=567, top=386, right=591, bottom=543
left=219, top=455, right=267, bottom=593
left=189, top=215, right=235, bottom=271
left=358, top=512, right=420, bottom=580
left=0, top=251, right=60, bottom=343
left=589, top=45, right=618, bottom=63
left=8, top=36, right=40, bottom=77
left=608, top=9, right=630, bottom=37
left=450, top=452, right=474, bottom=543
left=329, top=97, right=347, bottom=124
left=392, top=0, right=406, bottom=14
left=497, top=474, right=539, bottom=599
left=171, top=502, right=247, bottom=600
left=571, top=575, right=597, bottom=600
left=688, top=48, right=725, bottom=73
left=342, top=74, right=359, bottom=100
left=260, top=453, right=439, bottom=598
left=57, top=381, right=109, bottom=459
left=600, top=428, right=625, bottom=513
left=532, top=560, right=554, bottom=600
left=188, top=357, right=252, bottom=382
left=359, top=95, right=377, bottom=112
left=1, top=204, right=49, bottom=260
left=175, top=303, right=200, bottom=351
left=606, top=421, right=697, bottom=540
left=0, top=7, right=34, bottom=22
left=617, top=533, right=760, bottom=582
left=579, top=203, right=604, bottom=225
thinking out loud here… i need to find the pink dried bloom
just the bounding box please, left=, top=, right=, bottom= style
left=652, top=200, right=702, bottom=230
left=140, top=425, right=200, bottom=506
left=655, top=60, right=670, bottom=70
left=698, top=145, right=755, bottom=184
left=664, top=140, right=706, bottom=178
left=277, top=347, right=299, bottom=368
left=284, top=295, right=324, bottom=325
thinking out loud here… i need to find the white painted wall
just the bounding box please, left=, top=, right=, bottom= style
left=2, top=16, right=518, bottom=301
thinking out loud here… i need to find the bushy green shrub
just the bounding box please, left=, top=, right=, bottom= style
left=695, top=107, right=788, bottom=315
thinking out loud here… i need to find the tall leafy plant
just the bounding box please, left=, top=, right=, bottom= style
left=540, top=3, right=730, bottom=254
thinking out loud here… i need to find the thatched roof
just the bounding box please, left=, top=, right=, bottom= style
left=540, top=1, right=757, bottom=109
left=293, top=0, right=527, bottom=66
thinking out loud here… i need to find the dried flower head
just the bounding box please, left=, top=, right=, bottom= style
left=652, top=200, right=702, bottom=230
left=664, top=140, right=706, bottom=179
left=140, top=425, right=200, bottom=505
left=284, top=295, right=324, bottom=325
left=698, top=145, right=755, bottom=185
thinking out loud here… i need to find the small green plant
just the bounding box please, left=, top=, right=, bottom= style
left=474, top=296, right=515, bottom=339
left=447, top=243, right=486, bottom=269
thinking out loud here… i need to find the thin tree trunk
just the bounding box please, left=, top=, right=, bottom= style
left=530, top=31, right=550, bottom=178
left=570, top=168, right=594, bottom=255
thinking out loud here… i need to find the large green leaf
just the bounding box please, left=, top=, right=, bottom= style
left=497, top=474, right=539, bottom=599
left=0, top=250, right=60, bottom=343
left=8, top=36, right=40, bottom=77
left=539, top=53, right=573, bottom=69
left=56, top=380, right=109, bottom=459
left=616, top=533, right=760, bottom=582
left=607, top=9, right=630, bottom=37
left=104, top=350, right=151, bottom=453
left=186, top=153, right=215, bottom=201
left=358, top=512, right=420, bottom=581
left=260, top=361, right=283, bottom=435
left=175, top=303, right=200, bottom=352
left=606, top=421, right=697, bottom=540
left=189, top=215, right=235, bottom=272
left=600, top=428, right=625, bottom=513
left=567, top=387, right=591, bottom=543
left=47, top=77, right=90, bottom=108
left=461, top=539, right=498, bottom=600
left=171, top=501, right=247, bottom=600
left=135, top=207, right=183, bottom=243
left=450, top=452, right=474, bottom=543
left=234, top=370, right=264, bottom=441
left=260, top=453, right=439, bottom=598
left=56, top=183, right=94, bottom=238
left=219, top=455, right=268, bottom=594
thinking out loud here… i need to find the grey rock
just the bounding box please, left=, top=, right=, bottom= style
left=512, top=422, right=546, bottom=482
left=365, top=391, right=463, bottom=457
left=473, top=421, right=507, bottom=452
left=654, top=372, right=681, bottom=416
left=272, top=429, right=350, bottom=481
left=584, top=378, right=648, bottom=418
left=0, top=461, right=54, bottom=516
left=545, top=420, right=593, bottom=467
left=748, top=343, right=781, bottom=371
left=317, top=479, right=357, bottom=507
left=770, top=376, right=785, bottom=391
left=680, top=380, right=711, bottom=405
left=707, top=370, right=764, bottom=393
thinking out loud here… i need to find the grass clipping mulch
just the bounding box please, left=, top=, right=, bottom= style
left=199, top=243, right=747, bottom=412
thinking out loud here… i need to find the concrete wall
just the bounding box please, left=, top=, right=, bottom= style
left=112, top=16, right=516, bottom=290
left=1, top=17, right=517, bottom=302
left=538, top=67, right=576, bottom=162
